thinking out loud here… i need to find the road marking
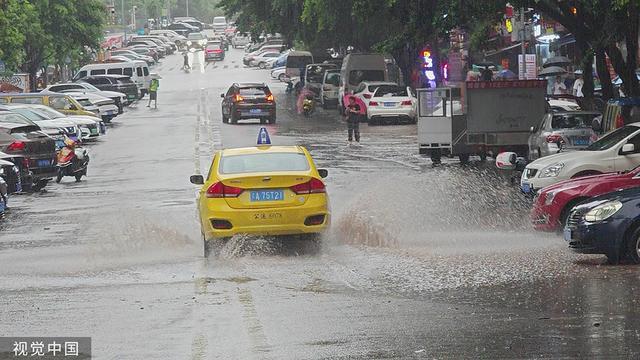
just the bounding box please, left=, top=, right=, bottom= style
left=237, top=287, right=272, bottom=354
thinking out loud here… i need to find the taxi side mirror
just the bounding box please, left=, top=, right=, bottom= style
left=190, top=175, right=204, bottom=184
left=621, top=143, right=635, bottom=155
left=318, top=169, right=328, bottom=178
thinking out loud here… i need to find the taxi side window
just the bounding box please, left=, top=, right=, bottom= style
left=11, top=97, right=42, bottom=104
left=50, top=97, right=73, bottom=110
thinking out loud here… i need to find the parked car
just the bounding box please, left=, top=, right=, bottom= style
left=221, top=83, right=276, bottom=124
left=205, top=41, right=225, bottom=61
left=73, top=61, right=150, bottom=98
left=304, top=63, right=338, bottom=98
left=167, top=22, right=198, bottom=34
left=365, top=84, right=417, bottom=125
left=528, top=111, right=601, bottom=160
left=27, top=105, right=101, bottom=142
left=521, top=124, right=640, bottom=194
left=177, top=19, right=204, bottom=31
left=339, top=53, right=388, bottom=114
left=271, top=66, right=287, bottom=82
left=250, top=52, right=281, bottom=69
left=0, top=151, right=25, bottom=194
left=80, top=75, right=139, bottom=104
left=352, top=81, right=397, bottom=118
left=0, top=111, right=57, bottom=191
left=532, top=164, right=640, bottom=232
left=0, top=104, right=81, bottom=143
left=320, top=69, right=340, bottom=109
left=149, top=29, right=187, bottom=46
left=232, top=33, right=250, bottom=49
left=126, top=46, right=159, bottom=62
left=564, top=186, right=640, bottom=264
left=0, top=93, right=99, bottom=119
left=44, top=82, right=127, bottom=112
left=127, top=39, right=166, bottom=57
left=64, top=92, right=117, bottom=124
left=110, top=49, right=155, bottom=66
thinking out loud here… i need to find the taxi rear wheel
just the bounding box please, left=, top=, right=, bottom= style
left=203, top=234, right=225, bottom=258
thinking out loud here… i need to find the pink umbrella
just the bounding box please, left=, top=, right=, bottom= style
left=342, top=94, right=367, bottom=115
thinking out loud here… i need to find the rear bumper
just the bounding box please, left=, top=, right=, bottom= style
left=233, top=104, right=276, bottom=119
left=201, top=196, right=330, bottom=239
left=205, top=53, right=225, bottom=61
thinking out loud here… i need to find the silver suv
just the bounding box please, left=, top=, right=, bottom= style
left=528, top=111, right=601, bottom=160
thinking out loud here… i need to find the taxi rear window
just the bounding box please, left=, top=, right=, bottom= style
left=220, top=153, right=310, bottom=174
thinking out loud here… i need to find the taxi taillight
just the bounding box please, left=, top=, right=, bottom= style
left=234, top=94, right=244, bottom=102
left=206, top=182, right=244, bottom=198
left=266, top=94, right=274, bottom=102
left=290, top=178, right=325, bottom=194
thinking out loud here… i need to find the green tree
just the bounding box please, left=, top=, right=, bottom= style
left=0, top=0, right=36, bottom=73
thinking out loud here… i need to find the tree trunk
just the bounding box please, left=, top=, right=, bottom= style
left=623, top=2, right=639, bottom=96
left=575, top=36, right=594, bottom=109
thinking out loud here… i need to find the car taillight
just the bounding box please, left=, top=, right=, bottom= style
left=401, top=100, right=412, bottom=106
left=290, top=178, right=326, bottom=194
left=214, top=49, right=223, bottom=53
left=363, top=94, right=372, bottom=99
left=6, top=141, right=25, bottom=152
left=206, top=182, right=244, bottom=198
left=546, top=134, right=564, bottom=143
left=234, top=94, right=244, bottom=102
left=266, top=94, right=274, bottom=102
left=369, top=101, right=379, bottom=106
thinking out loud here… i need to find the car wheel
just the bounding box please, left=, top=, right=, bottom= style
left=203, top=234, right=223, bottom=258
left=75, top=174, right=82, bottom=182
left=258, top=62, right=266, bottom=69
left=222, top=113, right=229, bottom=124
left=626, top=226, right=640, bottom=264
left=230, top=113, right=238, bottom=124
left=430, top=149, right=442, bottom=165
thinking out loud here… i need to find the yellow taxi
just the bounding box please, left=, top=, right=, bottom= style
left=190, top=128, right=330, bottom=256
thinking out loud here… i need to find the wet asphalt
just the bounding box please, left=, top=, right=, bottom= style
left=2, top=39, right=640, bottom=359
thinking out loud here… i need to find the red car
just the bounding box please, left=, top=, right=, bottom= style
left=531, top=167, right=640, bottom=231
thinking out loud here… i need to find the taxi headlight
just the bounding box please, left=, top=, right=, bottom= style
left=584, top=201, right=623, bottom=222
left=539, top=162, right=564, bottom=178
left=187, top=40, right=192, bottom=46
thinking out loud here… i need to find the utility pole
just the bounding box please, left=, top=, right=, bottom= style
left=186, top=0, right=189, bottom=17
left=520, top=6, right=527, bottom=79
left=122, top=0, right=126, bottom=42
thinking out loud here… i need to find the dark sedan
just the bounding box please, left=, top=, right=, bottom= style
left=221, top=83, right=276, bottom=124
left=565, top=186, right=640, bottom=264
left=81, top=75, right=139, bottom=103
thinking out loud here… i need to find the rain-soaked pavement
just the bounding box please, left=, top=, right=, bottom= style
left=2, top=40, right=640, bottom=359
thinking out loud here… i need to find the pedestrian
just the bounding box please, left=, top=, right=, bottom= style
left=147, top=77, right=159, bottom=109
left=553, top=76, right=567, bottom=95
left=572, top=73, right=584, bottom=97
left=345, top=96, right=361, bottom=143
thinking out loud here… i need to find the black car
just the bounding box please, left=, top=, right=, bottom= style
left=0, top=152, right=27, bottom=194
left=167, top=22, right=198, bottom=34
left=205, top=41, right=225, bottom=61
left=221, top=83, right=276, bottom=124
left=81, top=75, right=139, bottom=103
left=0, top=111, right=56, bottom=191
left=565, top=187, right=640, bottom=264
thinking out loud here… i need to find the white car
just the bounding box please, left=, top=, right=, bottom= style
left=0, top=104, right=81, bottom=141
left=320, top=69, right=340, bottom=109
left=353, top=81, right=398, bottom=114
left=271, top=66, right=287, bottom=81
left=30, top=104, right=102, bottom=141
left=366, top=84, right=417, bottom=125
left=250, top=52, right=281, bottom=69
left=521, top=123, right=640, bottom=193
left=45, top=82, right=128, bottom=109
left=548, top=99, right=581, bottom=112
left=65, top=92, right=118, bottom=123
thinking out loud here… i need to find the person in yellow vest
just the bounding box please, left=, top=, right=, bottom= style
left=147, top=77, right=159, bottom=109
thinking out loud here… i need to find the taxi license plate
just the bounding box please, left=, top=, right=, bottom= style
left=250, top=190, right=284, bottom=202
left=564, top=228, right=572, bottom=242
left=522, top=183, right=531, bottom=193
left=384, top=102, right=395, bottom=107
left=250, top=109, right=262, bottom=114
left=37, top=159, right=51, bottom=167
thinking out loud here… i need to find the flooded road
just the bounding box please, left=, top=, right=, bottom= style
left=2, top=43, right=640, bottom=359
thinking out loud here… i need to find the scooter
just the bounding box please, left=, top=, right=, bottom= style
left=56, top=138, right=89, bottom=183
left=302, top=96, right=315, bottom=117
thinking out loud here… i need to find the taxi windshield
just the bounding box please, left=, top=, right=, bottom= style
left=220, top=153, right=310, bottom=174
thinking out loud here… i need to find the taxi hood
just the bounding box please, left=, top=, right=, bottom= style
left=527, top=150, right=596, bottom=169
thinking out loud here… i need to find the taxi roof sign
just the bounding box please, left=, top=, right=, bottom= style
left=257, top=127, right=271, bottom=146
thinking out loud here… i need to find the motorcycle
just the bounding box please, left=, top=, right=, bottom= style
left=302, top=96, right=315, bottom=117
left=56, top=138, right=89, bottom=183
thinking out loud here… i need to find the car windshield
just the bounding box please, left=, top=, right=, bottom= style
left=117, top=78, right=133, bottom=85
left=188, top=33, right=204, bottom=40
left=325, top=72, right=340, bottom=86
left=374, top=85, right=407, bottom=97
left=33, top=107, right=65, bottom=119
left=0, top=113, right=33, bottom=125
left=220, top=153, right=310, bottom=174
left=75, top=98, right=93, bottom=107
left=206, top=43, right=221, bottom=50
left=79, top=83, right=100, bottom=91
left=585, top=125, right=639, bottom=151
left=239, top=87, right=269, bottom=96
left=551, top=114, right=598, bottom=129
left=349, top=70, right=385, bottom=86
left=10, top=109, right=47, bottom=121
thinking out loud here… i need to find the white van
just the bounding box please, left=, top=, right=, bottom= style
left=339, top=53, right=388, bottom=112
left=212, top=16, right=227, bottom=33
left=73, top=60, right=150, bottom=98
left=285, top=51, right=314, bottom=78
